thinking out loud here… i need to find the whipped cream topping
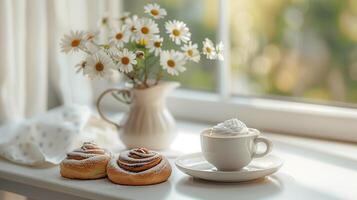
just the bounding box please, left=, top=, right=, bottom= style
left=210, top=118, right=249, bottom=136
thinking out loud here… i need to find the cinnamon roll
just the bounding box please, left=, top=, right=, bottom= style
left=107, top=148, right=172, bottom=186
left=60, top=142, right=111, bottom=179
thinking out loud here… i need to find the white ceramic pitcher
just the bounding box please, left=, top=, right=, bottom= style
left=96, top=81, right=179, bottom=150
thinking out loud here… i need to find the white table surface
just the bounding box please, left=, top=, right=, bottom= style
left=1, top=121, right=357, bottom=200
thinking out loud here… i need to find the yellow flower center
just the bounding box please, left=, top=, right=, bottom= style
left=154, top=41, right=161, bottom=48
left=141, top=27, right=149, bottom=34
left=172, top=29, right=181, bottom=37
left=115, top=33, right=123, bottom=40
left=150, top=9, right=159, bottom=16
left=71, top=39, right=81, bottom=47
left=187, top=49, right=193, bottom=57
left=81, top=61, right=86, bottom=68
left=95, top=62, right=104, bottom=71
left=167, top=59, right=176, bottom=68
left=131, top=26, right=137, bottom=32
left=102, top=18, right=108, bottom=25
left=120, top=16, right=128, bottom=21
left=121, top=57, right=130, bottom=65
left=206, top=47, right=212, bottom=53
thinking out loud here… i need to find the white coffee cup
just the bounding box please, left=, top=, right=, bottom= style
left=200, top=128, right=273, bottom=171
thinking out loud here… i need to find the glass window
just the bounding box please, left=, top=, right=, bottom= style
left=230, top=0, right=357, bottom=106
left=122, top=0, right=219, bottom=92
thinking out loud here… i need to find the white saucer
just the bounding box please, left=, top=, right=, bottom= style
left=175, top=153, right=283, bottom=182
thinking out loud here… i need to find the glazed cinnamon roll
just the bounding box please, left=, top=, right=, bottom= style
left=107, top=148, right=172, bottom=186
left=60, top=142, right=111, bottom=179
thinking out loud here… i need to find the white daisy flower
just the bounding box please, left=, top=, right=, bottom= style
left=113, top=48, right=137, bottom=73
left=181, top=42, right=200, bottom=62
left=60, top=30, right=86, bottom=53
left=165, top=20, right=191, bottom=45
left=135, top=50, right=145, bottom=59
left=134, top=17, right=159, bottom=42
left=216, top=41, right=224, bottom=61
left=97, top=12, right=115, bottom=28
left=202, top=38, right=217, bottom=60
left=84, top=31, right=99, bottom=42
left=119, top=12, right=131, bottom=22
left=84, top=52, right=115, bottom=79
left=75, top=60, right=86, bottom=74
left=125, top=15, right=139, bottom=41
left=147, top=36, right=163, bottom=56
left=107, top=45, right=119, bottom=58
left=109, top=26, right=130, bottom=47
left=160, top=50, right=187, bottom=76
left=144, top=3, right=167, bottom=19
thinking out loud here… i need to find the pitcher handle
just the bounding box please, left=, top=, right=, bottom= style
left=96, top=88, right=131, bottom=128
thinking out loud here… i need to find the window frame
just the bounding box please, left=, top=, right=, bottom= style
left=99, top=0, right=357, bottom=143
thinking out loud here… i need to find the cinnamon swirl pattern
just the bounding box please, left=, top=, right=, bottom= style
left=107, top=148, right=172, bottom=185
left=60, top=142, right=111, bottom=179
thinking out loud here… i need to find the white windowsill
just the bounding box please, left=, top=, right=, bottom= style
left=100, top=88, right=357, bottom=143
left=0, top=120, right=357, bottom=199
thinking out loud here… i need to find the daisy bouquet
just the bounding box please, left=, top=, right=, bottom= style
left=61, top=3, right=223, bottom=89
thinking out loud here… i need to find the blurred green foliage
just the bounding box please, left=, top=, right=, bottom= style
left=125, top=0, right=357, bottom=105
left=231, top=0, right=357, bottom=105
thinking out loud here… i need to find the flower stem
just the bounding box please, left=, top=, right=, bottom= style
left=143, top=49, right=149, bottom=88
left=155, top=67, right=163, bottom=85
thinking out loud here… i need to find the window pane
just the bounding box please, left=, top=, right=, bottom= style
left=123, top=0, right=219, bottom=92
left=230, top=0, right=357, bottom=105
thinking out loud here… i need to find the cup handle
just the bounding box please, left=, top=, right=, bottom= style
left=252, top=136, right=273, bottom=158
left=96, top=88, right=131, bottom=129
